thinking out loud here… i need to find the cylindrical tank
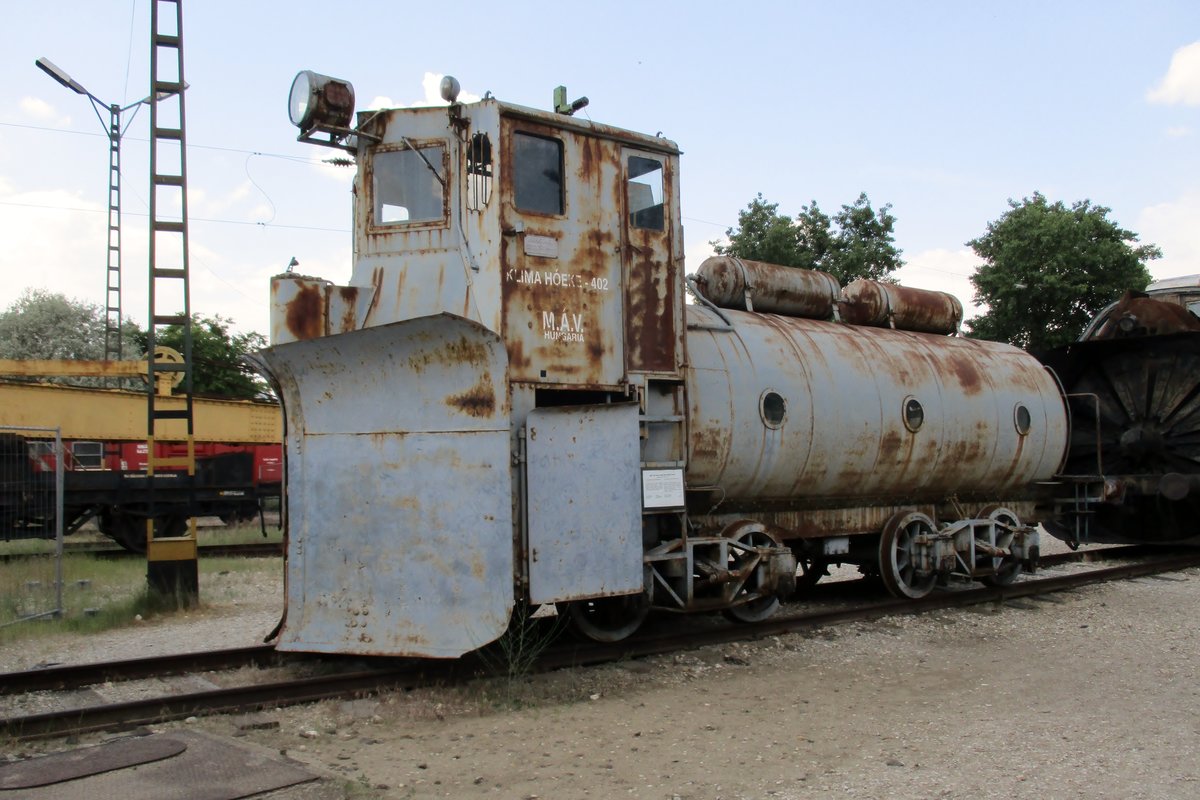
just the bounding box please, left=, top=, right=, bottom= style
left=840, top=279, right=963, bottom=335
left=684, top=304, right=1067, bottom=503
left=693, top=257, right=839, bottom=319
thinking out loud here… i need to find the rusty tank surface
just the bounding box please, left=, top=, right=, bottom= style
left=840, top=279, right=964, bottom=335
left=257, top=71, right=1089, bottom=658
left=685, top=304, right=1067, bottom=523
left=692, top=257, right=840, bottom=318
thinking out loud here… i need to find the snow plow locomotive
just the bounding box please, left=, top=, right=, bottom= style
left=255, top=72, right=1189, bottom=659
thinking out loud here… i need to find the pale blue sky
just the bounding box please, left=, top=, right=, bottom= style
left=2, top=1, right=1197, bottom=336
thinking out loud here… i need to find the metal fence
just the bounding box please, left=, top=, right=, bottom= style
left=1, top=425, right=64, bottom=626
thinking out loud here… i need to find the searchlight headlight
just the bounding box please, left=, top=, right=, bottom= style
left=289, top=70, right=355, bottom=132
left=289, top=70, right=367, bottom=152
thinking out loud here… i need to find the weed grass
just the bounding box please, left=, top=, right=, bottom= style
left=474, top=605, right=568, bottom=707
left=0, top=522, right=281, bottom=648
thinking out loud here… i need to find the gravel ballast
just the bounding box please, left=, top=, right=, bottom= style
left=2, top=557, right=1198, bottom=799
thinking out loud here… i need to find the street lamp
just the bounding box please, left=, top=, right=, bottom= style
left=35, top=57, right=181, bottom=364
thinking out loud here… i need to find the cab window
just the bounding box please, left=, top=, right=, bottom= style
left=71, top=441, right=104, bottom=470
left=627, top=156, right=664, bottom=231
left=514, top=132, right=563, bottom=215
left=466, top=133, right=493, bottom=211
left=373, top=144, right=446, bottom=225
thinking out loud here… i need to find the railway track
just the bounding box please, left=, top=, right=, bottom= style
left=0, top=540, right=283, bottom=563
left=2, top=545, right=1196, bottom=741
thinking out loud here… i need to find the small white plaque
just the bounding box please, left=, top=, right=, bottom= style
left=524, top=235, right=559, bottom=258
left=642, top=468, right=685, bottom=509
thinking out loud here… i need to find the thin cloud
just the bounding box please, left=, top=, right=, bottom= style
left=366, top=72, right=482, bottom=111
left=1139, top=191, right=1200, bottom=277
left=896, top=248, right=984, bottom=319
left=1147, top=41, right=1200, bottom=106
left=20, top=96, right=70, bottom=126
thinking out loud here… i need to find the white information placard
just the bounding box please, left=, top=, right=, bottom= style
left=642, top=468, right=685, bottom=509
left=524, top=235, right=559, bottom=259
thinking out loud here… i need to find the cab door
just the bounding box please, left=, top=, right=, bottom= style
left=621, top=149, right=681, bottom=377
left=499, top=118, right=625, bottom=387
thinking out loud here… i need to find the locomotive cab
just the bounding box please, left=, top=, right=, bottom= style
left=261, top=75, right=705, bottom=656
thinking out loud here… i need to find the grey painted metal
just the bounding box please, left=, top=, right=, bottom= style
left=526, top=403, right=642, bottom=604
left=256, top=315, right=513, bottom=658
left=685, top=305, right=1068, bottom=505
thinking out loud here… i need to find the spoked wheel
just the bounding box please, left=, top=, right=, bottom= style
left=563, top=568, right=653, bottom=643
left=722, top=521, right=783, bottom=623
left=878, top=511, right=938, bottom=599
left=979, top=506, right=1023, bottom=587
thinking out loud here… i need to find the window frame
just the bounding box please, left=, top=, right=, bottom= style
left=367, top=138, right=451, bottom=232
left=511, top=131, right=565, bottom=217
left=71, top=440, right=104, bottom=470
left=626, top=155, right=666, bottom=232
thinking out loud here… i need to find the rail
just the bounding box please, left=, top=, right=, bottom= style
left=1, top=545, right=1195, bottom=740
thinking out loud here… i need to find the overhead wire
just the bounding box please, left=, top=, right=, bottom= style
left=0, top=200, right=349, bottom=234
left=0, top=120, right=328, bottom=166
left=122, top=0, right=138, bottom=105
left=3, top=121, right=974, bottom=278
left=0, top=118, right=345, bottom=232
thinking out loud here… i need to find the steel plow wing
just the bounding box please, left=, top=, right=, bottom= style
left=255, top=315, right=513, bottom=657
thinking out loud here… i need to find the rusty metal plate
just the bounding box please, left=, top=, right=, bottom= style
left=0, top=731, right=315, bottom=800
left=526, top=403, right=642, bottom=604
left=257, top=314, right=514, bottom=658
left=0, top=736, right=186, bottom=790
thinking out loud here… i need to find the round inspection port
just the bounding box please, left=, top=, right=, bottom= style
left=1014, top=403, right=1032, bottom=435
left=903, top=397, right=924, bottom=432
left=760, top=390, right=787, bottom=429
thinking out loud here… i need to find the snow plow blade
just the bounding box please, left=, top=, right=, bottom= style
left=255, top=315, right=514, bottom=658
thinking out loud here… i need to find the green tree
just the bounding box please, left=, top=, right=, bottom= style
left=0, top=289, right=106, bottom=360
left=0, top=289, right=142, bottom=387
left=966, top=193, right=1159, bottom=350
left=713, top=192, right=902, bottom=284
left=138, top=314, right=269, bottom=399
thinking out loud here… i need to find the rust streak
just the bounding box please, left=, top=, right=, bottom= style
left=948, top=355, right=984, bottom=396
left=447, top=382, right=496, bottom=418
left=338, top=286, right=359, bottom=333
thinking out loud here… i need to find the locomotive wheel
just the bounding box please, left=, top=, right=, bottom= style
left=878, top=511, right=937, bottom=599
left=722, top=523, right=784, bottom=623
left=563, top=568, right=653, bottom=643
left=978, top=506, right=1023, bottom=587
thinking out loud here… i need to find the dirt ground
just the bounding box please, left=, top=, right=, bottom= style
left=221, top=564, right=1200, bottom=800
left=5, top=559, right=1200, bottom=800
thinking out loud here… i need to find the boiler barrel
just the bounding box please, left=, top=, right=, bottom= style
left=684, top=305, right=1067, bottom=503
